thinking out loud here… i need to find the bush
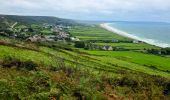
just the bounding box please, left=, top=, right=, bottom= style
left=164, top=82, right=170, bottom=95
left=74, top=41, right=85, bottom=48
left=114, top=77, right=139, bottom=88
left=2, top=56, right=38, bottom=71
left=0, top=79, right=14, bottom=99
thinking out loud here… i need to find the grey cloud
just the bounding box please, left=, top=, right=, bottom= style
left=0, top=0, right=170, bottom=21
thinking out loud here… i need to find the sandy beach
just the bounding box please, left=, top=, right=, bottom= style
left=100, top=23, right=170, bottom=48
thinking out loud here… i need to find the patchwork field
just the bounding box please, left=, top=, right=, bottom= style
left=69, top=26, right=130, bottom=41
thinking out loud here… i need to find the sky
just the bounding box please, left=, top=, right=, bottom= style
left=0, top=0, right=170, bottom=22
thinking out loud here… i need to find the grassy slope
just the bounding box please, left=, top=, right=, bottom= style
left=0, top=45, right=57, bottom=67
left=81, top=50, right=170, bottom=77
left=1, top=39, right=170, bottom=77
left=0, top=43, right=124, bottom=99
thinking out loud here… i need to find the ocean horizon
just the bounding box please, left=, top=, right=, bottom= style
left=101, top=22, right=170, bottom=48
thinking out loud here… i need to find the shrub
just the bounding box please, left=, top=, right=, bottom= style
left=114, top=77, right=139, bottom=88
left=2, top=56, right=38, bottom=71
left=0, top=79, right=14, bottom=99
left=19, top=60, right=38, bottom=71
left=74, top=41, right=85, bottom=48
left=164, top=82, right=170, bottom=95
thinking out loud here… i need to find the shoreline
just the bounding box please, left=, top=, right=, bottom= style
left=100, top=23, right=170, bottom=48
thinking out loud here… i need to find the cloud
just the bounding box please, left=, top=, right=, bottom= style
left=0, top=0, right=170, bottom=21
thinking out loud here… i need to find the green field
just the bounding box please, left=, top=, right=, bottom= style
left=94, top=42, right=160, bottom=50
left=69, top=26, right=130, bottom=41
left=82, top=50, right=170, bottom=74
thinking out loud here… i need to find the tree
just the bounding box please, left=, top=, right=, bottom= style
left=74, top=41, right=85, bottom=48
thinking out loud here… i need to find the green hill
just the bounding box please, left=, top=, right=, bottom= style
left=0, top=14, right=77, bottom=26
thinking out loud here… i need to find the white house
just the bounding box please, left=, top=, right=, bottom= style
left=70, top=37, right=80, bottom=41
left=133, top=40, right=140, bottom=43
left=102, top=45, right=113, bottom=51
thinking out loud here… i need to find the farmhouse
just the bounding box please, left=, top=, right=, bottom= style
left=70, top=37, right=80, bottom=41
left=26, top=35, right=46, bottom=42
left=102, top=45, right=113, bottom=51
left=112, top=39, right=119, bottom=43
left=133, top=40, right=139, bottom=43
left=45, top=35, right=56, bottom=41
left=56, top=32, right=70, bottom=39
left=51, top=27, right=61, bottom=33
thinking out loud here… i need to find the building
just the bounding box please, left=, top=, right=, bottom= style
left=26, top=35, right=46, bottom=42
left=112, top=39, right=119, bottom=43
left=45, top=35, right=56, bottom=41
left=133, top=40, right=139, bottom=43
left=70, top=37, right=80, bottom=41
left=102, top=45, right=113, bottom=51
left=56, top=32, right=70, bottom=39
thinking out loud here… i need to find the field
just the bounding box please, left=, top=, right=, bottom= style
left=94, top=43, right=160, bottom=50
left=81, top=50, right=170, bottom=77
left=69, top=26, right=130, bottom=41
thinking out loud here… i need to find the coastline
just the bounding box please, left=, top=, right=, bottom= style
left=100, top=23, right=170, bottom=48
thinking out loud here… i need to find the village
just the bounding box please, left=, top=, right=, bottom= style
left=0, top=20, right=145, bottom=52
left=0, top=21, right=80, bottom=43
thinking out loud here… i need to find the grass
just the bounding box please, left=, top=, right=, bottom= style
left=0, top=42, right=126, bottom=99
left=0, top=45, right=57, bottom=67
left=2, top=38, right=170, bottom=78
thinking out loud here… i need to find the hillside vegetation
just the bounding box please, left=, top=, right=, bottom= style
left=0, top=15, right=170, bottom=100
left=0, top=14, right=77, bottom=26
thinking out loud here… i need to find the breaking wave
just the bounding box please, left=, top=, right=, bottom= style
left=100, top=23, right=170, bottom=48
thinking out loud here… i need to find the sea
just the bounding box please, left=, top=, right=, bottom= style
left=106, top=21, right=170, bottom=48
